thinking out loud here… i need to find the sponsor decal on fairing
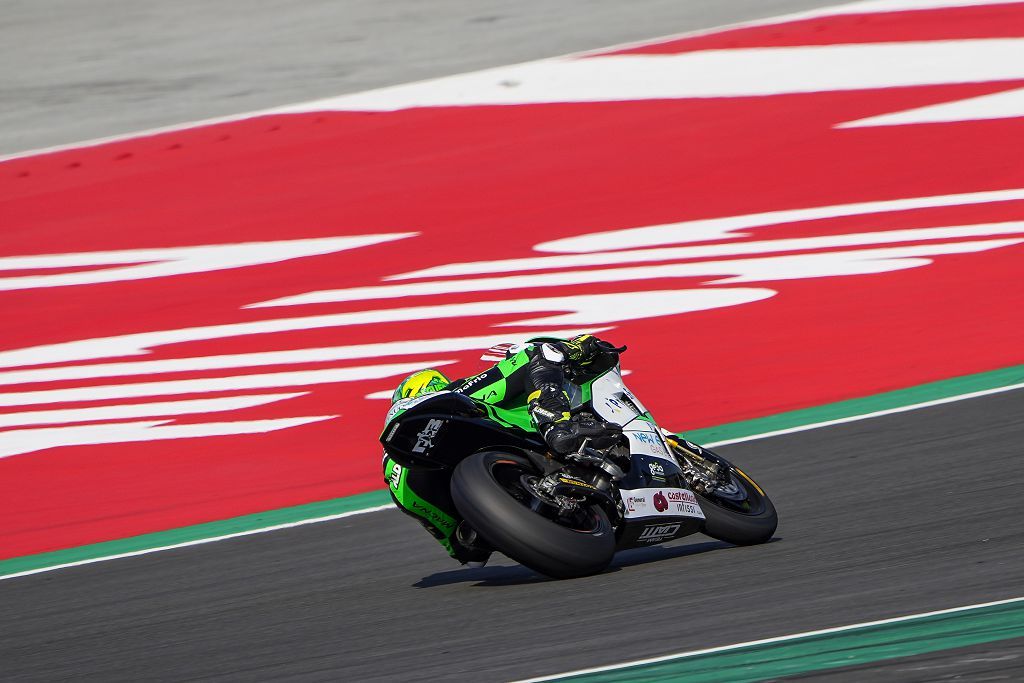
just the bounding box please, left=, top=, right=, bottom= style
left=626, top=430, right=671, bottom=459
left=619, top=487, right=705, bottom=520
left=637, top=523, right=683, bottom=543
left=648, top=460, right=666, bottom=479
left=412, top=419, right=445, bottom=454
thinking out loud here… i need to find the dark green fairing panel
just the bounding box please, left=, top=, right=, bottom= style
left=480, top=402, right=534, bottom=431
left=381, top=392, right=545, bottom=470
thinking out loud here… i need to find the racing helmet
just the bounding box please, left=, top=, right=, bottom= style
left=391, top=369, right=451, bottom=403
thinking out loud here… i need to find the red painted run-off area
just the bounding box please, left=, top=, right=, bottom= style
left=2, top=5, right=1024, bottom=559
left=603, top=3, right=1024, bottom=54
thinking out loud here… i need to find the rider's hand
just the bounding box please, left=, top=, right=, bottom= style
left=560, top=334, right=626, bottom=365
left=560, top=334, right=601, bottom=363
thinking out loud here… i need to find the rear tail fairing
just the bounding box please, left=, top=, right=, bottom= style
left=381, top=391, right=544, bottom=469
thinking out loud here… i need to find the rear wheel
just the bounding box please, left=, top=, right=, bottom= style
left=451, top=451, right=616, bottom=579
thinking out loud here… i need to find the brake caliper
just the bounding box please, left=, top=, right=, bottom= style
left=667, top=435, right=721, bottom=495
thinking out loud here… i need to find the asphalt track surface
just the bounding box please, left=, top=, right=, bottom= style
left=2, top=0, right=841, bottom=154
left=3, top=389, right=1023, bottom=681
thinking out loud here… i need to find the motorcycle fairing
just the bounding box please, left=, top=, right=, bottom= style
left=383, top=392, right=543, bottom=469
left=619, top=487, right=705, bottom=521
left=380, top=360, right=711, bottom=550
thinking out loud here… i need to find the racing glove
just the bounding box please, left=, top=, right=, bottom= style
left=559, top=334, right=626, bottom=365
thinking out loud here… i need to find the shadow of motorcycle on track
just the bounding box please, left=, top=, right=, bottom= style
left=414, top=538, right=777, bottom=588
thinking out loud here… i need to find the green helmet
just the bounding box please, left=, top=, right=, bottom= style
left=391, top=369, right=451, bottom=403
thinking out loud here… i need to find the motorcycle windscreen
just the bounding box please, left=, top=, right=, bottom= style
left=587, top=364, right=651, bottom=424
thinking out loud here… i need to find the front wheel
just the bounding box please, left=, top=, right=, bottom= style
left=451, top=452, right=616, bottom=579
left=670, top=440, right=778, bottom=545
left=696, top=464, right=778, bottom=545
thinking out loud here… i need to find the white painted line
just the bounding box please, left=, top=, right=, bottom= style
left=0, top=505, right=395, bottom=582
left=509, top=595, right=1024, bottom=683
left=396, top=216, right=1024, bottom=278
left=839, top=85, right=1024, bottom=127
left=252, top=240, right=1021, bottom=307
left=536, top=188, right=1024, bottom=254
left=0, top=361, right=452, bottom=407
left=0, top=0, right=1006, bottom=163
left=0, top=415, right=338, bottom=459
left=0, top=293, right=679, bottom=368
left=0, top=235, right=414, bottom=292
left=0, top=393, right=304, bottom=428
left=0, top=329, right=594, bottom=386
left=817, top=0, right=1018, bottom=12
left=703, top=380, right=1024, bottom=448
left=2, top=375, right=1022, bottom=581
left=277, top=39, right=1024, bottom=112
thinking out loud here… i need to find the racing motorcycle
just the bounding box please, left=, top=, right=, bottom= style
left=379, top=343, right=777, bottom=579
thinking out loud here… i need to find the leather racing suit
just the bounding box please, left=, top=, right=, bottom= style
left=382, top=334, right=619, bottom=564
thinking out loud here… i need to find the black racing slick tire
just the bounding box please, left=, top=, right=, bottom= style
left=696, top=467, right=778, bottom=546
left=451, top=452, right=616, bottom=579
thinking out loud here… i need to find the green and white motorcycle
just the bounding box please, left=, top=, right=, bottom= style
left=380, top=345, right=777, bottom=579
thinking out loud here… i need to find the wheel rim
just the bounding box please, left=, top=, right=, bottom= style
left=488, top=458, right=603, bottom=533
left=699, top=469, right=768, bottom=516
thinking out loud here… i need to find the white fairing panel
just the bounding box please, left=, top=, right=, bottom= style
left=619, top=487, right=705, bottom=520
left=384, top=390, right=451, bottom=424
left=589, top=365, right=647, bottom=423
left=589, top=365, right=675, bottom=462
left=624, top=425, right=673, bottom=462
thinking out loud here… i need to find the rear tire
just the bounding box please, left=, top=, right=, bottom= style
left=451, top=452, right=616, bottom=579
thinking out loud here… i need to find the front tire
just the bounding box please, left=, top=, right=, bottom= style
left=451, top=452, right=616, bottom=579
left=697, top=466, right=778, bottom=545
left=669, top=438, right=778, bottom=545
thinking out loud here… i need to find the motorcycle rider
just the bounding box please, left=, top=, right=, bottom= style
left=382, top=334, right=623, bottom=566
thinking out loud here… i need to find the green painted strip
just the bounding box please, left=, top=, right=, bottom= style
left=0, top=490, right=392, bottom=578
left=540, top=599, right=1024, bottom=682
left=683, top=363, right=1024, bottom=445
left=2, top=362, right=1023, bottom=580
